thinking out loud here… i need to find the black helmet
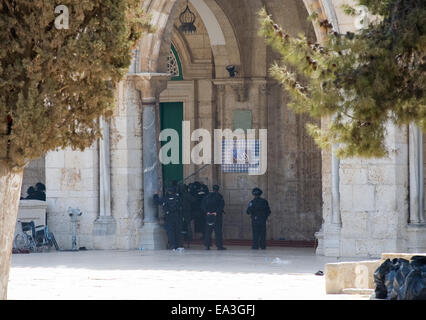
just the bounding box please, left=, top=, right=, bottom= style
left=252, top=188, right=263, bottom=196
left=199, top=183, right=209, bottom=194
left=213, top=185, right=220, bottom=191
left=167, top=186, right=177, bottom=194
left=178, top=183, right=188, bottom=193
left=27, top=186, right=35, bottom=195
left=35, top=182, right=46, bottom=192
left=189, top=183, right=197, bottom=194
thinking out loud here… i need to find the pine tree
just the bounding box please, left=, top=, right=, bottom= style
left=0, top=0, right=151, bottom=299
left=259, top=0, right=425, bottom=159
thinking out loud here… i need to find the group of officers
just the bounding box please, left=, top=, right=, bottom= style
left=153, top=181, right=271, bottom=251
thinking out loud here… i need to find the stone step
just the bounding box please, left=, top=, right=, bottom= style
left=342, top=288, right=374, bottom=295
left=325, top=260, right=381, bottom=294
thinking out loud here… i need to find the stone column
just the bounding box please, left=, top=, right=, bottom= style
left=258, top=81, right=269, bottom=198
left=409, top=124, right=425, bottom=224
left=331, top=143, right=342, bottom=225
left=93, top=118, right=116, bottom=249
left=315, top=5, right=342, bottom=256
left=130, top=73, right=170, bottom=250
left=213, top=84, right=226, bottom=182
left=407, top=124, right=426, bottom=252
left=328, top=11, right=342, bottom=249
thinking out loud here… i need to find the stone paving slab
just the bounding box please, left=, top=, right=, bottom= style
left=8, top=247, right=373, bottom=300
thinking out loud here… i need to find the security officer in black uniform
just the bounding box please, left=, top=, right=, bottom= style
left=178, top=183, right=196, bottom=246
left=202, top=185, right=226, bottom=250
left=154, top=186, right=183, bottom=250
left=246, top=188, right=271, bottom=250
left=190, top=182, right=209, bottom=239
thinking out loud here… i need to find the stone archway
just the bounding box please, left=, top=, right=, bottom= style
left=138, top=0, right=241, bottom=79
left=132, top=0, right=338, bottom=247
left=138, top=0, right=333, bottom=76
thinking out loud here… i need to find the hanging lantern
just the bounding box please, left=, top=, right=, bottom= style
left=179, top=0, right=197, bottom=34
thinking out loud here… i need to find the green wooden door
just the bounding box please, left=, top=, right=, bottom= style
left=160, top=102, right=183, bottom=191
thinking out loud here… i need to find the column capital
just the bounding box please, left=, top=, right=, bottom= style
left=126, top=73, right=171, bottom=102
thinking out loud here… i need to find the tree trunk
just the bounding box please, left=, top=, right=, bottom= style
left=0, top=163, right=23, bottom=300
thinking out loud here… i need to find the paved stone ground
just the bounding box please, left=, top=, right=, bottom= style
left=8, top=246, right=373, bottom=300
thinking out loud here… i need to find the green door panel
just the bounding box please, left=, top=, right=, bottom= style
left=160, top=102, right=183, bottom=191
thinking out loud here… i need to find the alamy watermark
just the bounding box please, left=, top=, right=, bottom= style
left=159, top=122, right=268, bottom=176
left=55, top=5, right=69, bottom=30
left=354, top=5, right=370, bottom=30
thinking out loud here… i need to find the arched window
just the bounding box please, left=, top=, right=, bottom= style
left=167, top=43, right=183, bottom=81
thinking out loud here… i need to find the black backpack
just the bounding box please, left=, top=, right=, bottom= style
left=164, top=196, right=180, bottom=215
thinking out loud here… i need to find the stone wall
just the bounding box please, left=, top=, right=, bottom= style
left=108, top=80, right=144, bottom=250
left=45, top=146, right=99, bottom=250
left=317, top=0, right=426, bottom=257
left=338, top=125, right=409, bottom=257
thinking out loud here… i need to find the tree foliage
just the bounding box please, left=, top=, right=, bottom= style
left=260, top=0, right=425, bottom=158
left=0, top=0, right=151, bottom=169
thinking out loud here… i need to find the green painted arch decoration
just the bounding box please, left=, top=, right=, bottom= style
left=168, top=43, right=183, bottom=81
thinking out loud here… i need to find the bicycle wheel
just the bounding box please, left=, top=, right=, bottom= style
left=14, top=233, right=30, bottom=250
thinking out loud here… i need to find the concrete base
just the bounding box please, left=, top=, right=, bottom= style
left=140, top=222, right=167, bottom=250
left=325, top=260, right=381, bottom=294
left=93, top=216, right=117, bottom=250
left=323, top=223, right=341, bottom=257
left=407, top=224, right=426, bottom=253
left=342, top=288, right=374, bottom=295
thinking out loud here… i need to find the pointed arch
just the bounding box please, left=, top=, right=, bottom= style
left=138, top=0, right=241, bottom=78
left=168, top=43, right=183, bottom=80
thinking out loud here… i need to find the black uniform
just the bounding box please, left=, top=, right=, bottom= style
left=202, top=191, right=225, bottom=249
left=178, top=184, right=196, bottom=244
left=154, top=192, right=183, bottom=249
left=246, top=197, right=271, bottom=249
left=190, top=182, right=209, bottom=237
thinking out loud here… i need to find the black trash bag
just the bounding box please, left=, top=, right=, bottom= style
left=410, top=256, right=426, bottom=270
left=404, top=256, right=426, bottom=300
left=390, top=258, right=411, bottom=300
left=374, top=259, right=393, bottom=299
left=384, top=258, right=400, bottom=299
left=404, top=270, right=426, bottom=300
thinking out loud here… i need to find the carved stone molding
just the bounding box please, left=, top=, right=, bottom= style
left=212, top=79, right=248, bottom=102
left=126, top=73, right=171, bottom=102
left=231, top=83, right=248, bottom=102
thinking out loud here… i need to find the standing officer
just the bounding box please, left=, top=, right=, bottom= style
left=191, top=182, right=209, bottom=239
left=246, top=188, right=271, bottom=250
left=202, top=185, right=226, bottom=250
left=154, top=187, right=183, bottom=250
left=178, top=183, right=196, bottom=246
